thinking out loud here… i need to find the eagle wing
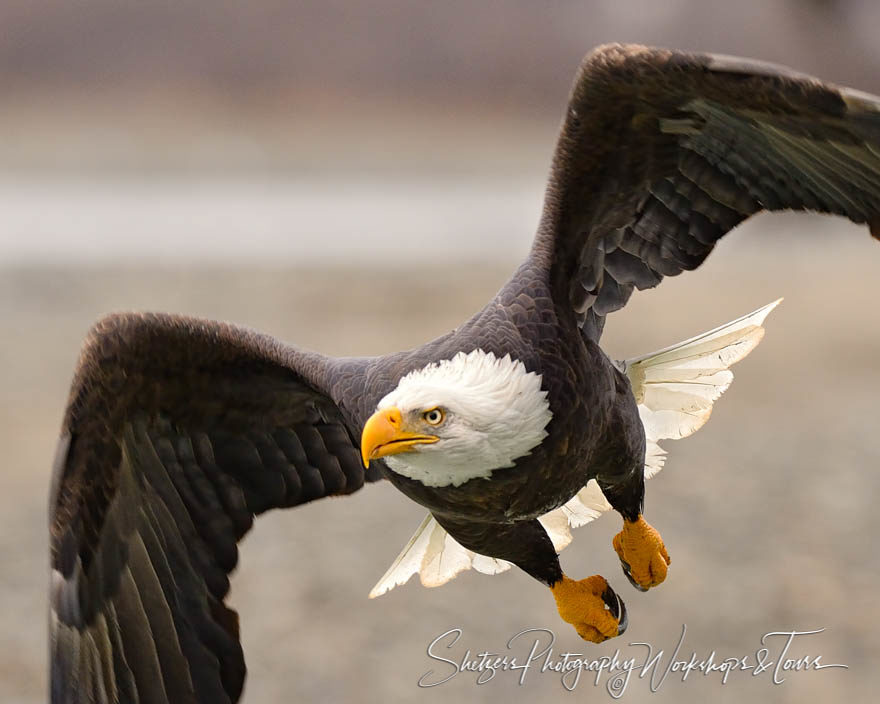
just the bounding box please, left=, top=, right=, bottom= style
left=531, top=44, right=880, bottom=339
left=49, top=313, right=374, bottom=704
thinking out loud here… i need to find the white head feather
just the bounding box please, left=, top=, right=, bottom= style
left=376, top=349, right=552, bottom=487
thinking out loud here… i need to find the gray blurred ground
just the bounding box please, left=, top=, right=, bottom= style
left=3, top=1, right=880, bottom=702
left=3, top=217, right=879, bottom=703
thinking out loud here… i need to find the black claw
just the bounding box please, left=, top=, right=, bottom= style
left=601, top=584, right=628, bottom=636
left=619, top=558, right=648, bottom=592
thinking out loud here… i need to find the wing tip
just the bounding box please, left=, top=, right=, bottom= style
left=705, top=53, right=813, bottom=82
left=842, top=87, right=880, bottom=114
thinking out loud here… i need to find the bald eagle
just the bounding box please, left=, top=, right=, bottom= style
left=50, top=45, right=880, bottom=703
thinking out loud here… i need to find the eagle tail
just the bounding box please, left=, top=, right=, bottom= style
left=370, top=299, right=781, bottom=596
left=624, top=298, right=781, bottom=474
left=368, top=513, right=511, bottom=598
left=559, top=298, right=782, bottom=521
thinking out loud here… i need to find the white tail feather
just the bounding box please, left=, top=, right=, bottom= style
left=368, top=514, right=511, bottom=598
left=370, top=300, right=781, bottom=596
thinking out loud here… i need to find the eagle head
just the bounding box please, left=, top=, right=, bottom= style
left=360, top=349, right=552, bottom=487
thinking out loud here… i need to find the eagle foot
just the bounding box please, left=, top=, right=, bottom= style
left=613, top=516, right=670, bottom=591
left=550, top=575, right=627, bottom=643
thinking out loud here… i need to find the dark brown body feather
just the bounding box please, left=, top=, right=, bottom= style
left=50, top=45, right=880, bottom=703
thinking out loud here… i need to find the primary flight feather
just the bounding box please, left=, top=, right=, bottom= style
left=50, top=44, right=880, bottom=703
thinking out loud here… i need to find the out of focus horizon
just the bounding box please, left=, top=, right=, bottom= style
left=3, top=0, right=880, bottom=264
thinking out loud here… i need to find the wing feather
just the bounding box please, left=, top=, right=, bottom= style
left=529, top=44, right=880, bottom=337
left=50, top=313, right=375, bottom=704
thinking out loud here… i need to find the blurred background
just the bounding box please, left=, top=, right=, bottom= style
left=3, top=1, right=880, bottom=702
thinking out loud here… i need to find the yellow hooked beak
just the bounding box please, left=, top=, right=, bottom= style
left=360, top=407, right=439, bottom=468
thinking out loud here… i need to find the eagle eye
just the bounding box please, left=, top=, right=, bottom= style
left=422, top=407, right=445, bottom=425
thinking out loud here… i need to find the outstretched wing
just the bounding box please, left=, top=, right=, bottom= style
left=531, top=44, right=880, bottom=339
left=49, top=313, right=374, bottom=704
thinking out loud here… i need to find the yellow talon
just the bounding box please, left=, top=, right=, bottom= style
left=550, top=574, right=627, bottom=643
left=612, top=515, right=670, bottom=591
